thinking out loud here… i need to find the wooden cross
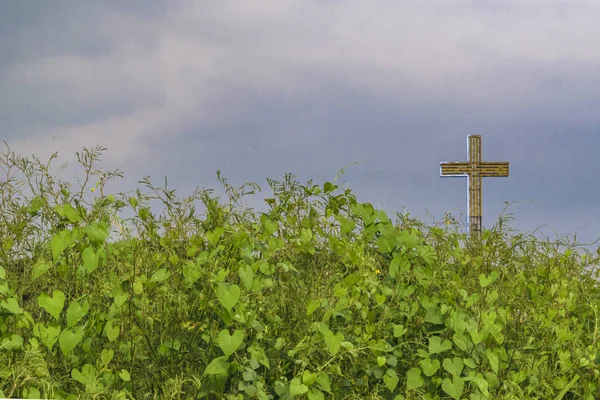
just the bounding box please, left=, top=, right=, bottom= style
left=440, top=135, right=509, bottom=235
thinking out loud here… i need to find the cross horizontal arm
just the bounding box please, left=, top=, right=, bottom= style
left=440, top=161, right=509, bottom=177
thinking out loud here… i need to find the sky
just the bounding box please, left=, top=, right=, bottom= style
left=1, top=0, right=599, bottom=250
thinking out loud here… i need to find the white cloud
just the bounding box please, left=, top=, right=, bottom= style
left=4, top=1, right=600, bottom=160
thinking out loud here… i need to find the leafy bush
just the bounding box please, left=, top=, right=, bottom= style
left=1, top=144, right=599, bottom=399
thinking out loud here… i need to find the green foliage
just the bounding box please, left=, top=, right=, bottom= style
left=0, top=143, right=600, bottom=398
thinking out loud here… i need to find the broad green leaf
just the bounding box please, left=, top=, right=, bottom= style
left=375, top=209, right=390, bottom=223
left=238, top=264, right=254, bottom=290
left=97, top=247, right=107, bottom=267
left=393, top=324, right=408, bottom=338
left=352, top=202, right=375, bottom=224
left=153, top=253, right=166, bottom=267
left=479, top=271, right=500, bottom=288
left=51, top=229, right=75, bottom=262
left=555, top=374, right=580, bottom=400
left=470, top=373, right=489, bottom=397
left=406, top=367, right=424, bottom=390
left=81, top=247, right=99, bottom=273
left=417, top=245, right=437, bottom=265
left=71, top=364, right=96, bottom=387
left=443, top=357, right=464, bottom=377
left=306, top=299, right=320, bottom=316
left=128, top=197, right=138, bottom=208
left=383, top=369, right=399, bottom=392
left=216, top=283, right=241, bottom=311
left=452, top=332, right=469, bottom=352
left=344, top=272, right=361, bottom=286
left=100, top=349, right=114, bottom=366
left=259, top=261, right=275, bottom=275
left=243, top=369, right=257, bottom=382
left=113, top=293, right=128, bottom=307
left=2, top=334, right=23, bottom=350
left=23, top=386, right=41, bottom=399
left=339, top=217, right=355, bottom=234
left=323, top=330, right=344, bottom=356
left=486, top=290, right=499, bottom=306
left=204, top=356, right=230, bottom=375
left=2, top=239, right=12, bottom=253
left=59, top=327, right=83, bottom=356
left=33, top=322, right=61, bottom=350
left=138, top=207, right=151, bottom=221
left=206, top=227, right=225, bottom=245
left=248, top=344, right=270, bottom=368
left=55, top=204, right=82, bottom=223
left=217, top=329, right=244, bottom=356
left=119, top=369, right=131, bottom=382
left=397, top=229, right=420, bottom=249
left=428, top=336, right=453, bottom=355
left=398, top=285, right=416, bottom=298
left=420, top=357, right=441, bottom=376
left=241, top=249, right=254, bottom=265
left=302, top=370, right=318, bottom=386
left=289, top=378, right=309, bottom=396
left=1, top=297, right=22, bottom=314
left=424, top=303, right=445, bottom=325
left=196, top=251, right=209, bottom=265
left=242, top=384, right=257, bottom=397
left=466, top=293, right=479, bottom=308
left=387, top=355, right=399, bottom=367
left=486, top=349, right=499, bottom=374
left=377, top=235, right=393, bottom=253
left=84, top=221, right=108, bottom=244
left=31, top=259, right=51, bottom=280
left=316, top=373, right=331, bottom=393
left=150, top=268, right=170, bottom=283
left=467, top=320, right=485, bottom=345
left=38, top=290, right=65, bottom=320
left=323, top=182, right=335, bottom=193
left=66, top=301, right=89, bottom=327
left=377, top=356, right=387, bottom=367
left=28, top=196, right=45, bottom=214
left=133, top=280, right=143, bottom=294
left=340, top=341, right=354, bottom=351
left=308, top=388, right=325, bottom=400
left=262, top=219, right=278, bottom=236
left=81, top=337, right=92, bottom=354
left=183, top=260, right=202, bottom=285
left=299, top=228, right=313, bottom=246
left=441, top=376, right=465, bottom=400
left=186, top=244, right=198, bottom=257
left=104, top=319, right=120, bottom=342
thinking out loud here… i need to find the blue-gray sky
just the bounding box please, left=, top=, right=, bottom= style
left=1, top=0, right=599, bottom=248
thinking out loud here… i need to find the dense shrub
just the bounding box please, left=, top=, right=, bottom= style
left=1, top=144, right=599, bottom=399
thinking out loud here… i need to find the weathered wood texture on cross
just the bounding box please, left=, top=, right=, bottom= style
left=440, top=135, right=509, bottom=235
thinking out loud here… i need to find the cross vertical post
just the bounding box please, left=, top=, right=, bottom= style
left=440, top=135, right=509, bottom=235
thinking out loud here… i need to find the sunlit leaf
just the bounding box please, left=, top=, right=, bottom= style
left=216, top=283, right=240, bottom=311
left=38, top=290, right=65, bottom=320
